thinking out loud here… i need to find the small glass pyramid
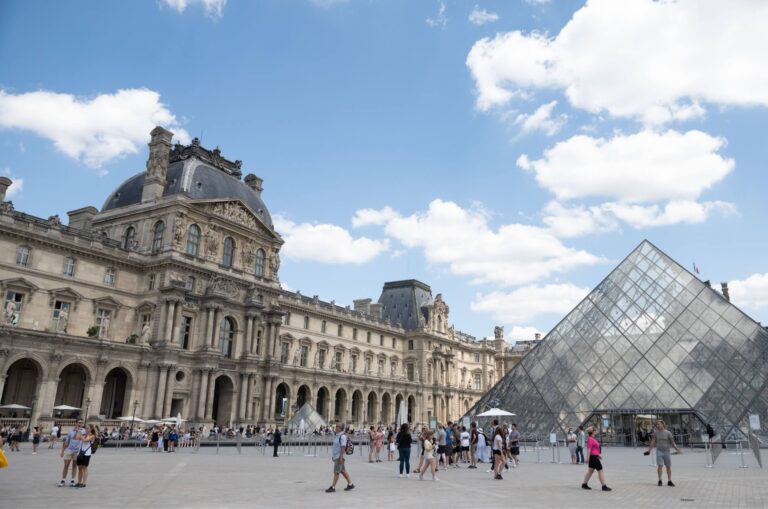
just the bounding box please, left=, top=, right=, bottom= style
left=469, top=240, right=768, bottom=444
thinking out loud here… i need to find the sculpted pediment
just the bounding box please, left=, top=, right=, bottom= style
left=196, top=200, right=278, bottom=239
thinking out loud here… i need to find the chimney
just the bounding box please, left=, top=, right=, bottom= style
left=67, top=206, right=98, bottom=230
left=0, top=176, right=11, bottom=202
left=534, top=333, right=541, bottom=341
left=704, top=280, right=711, bottom=288
left=721, top=282, right=730, bottom=302
left=141, top=126, right=174, bottom=203
left=244, top=174, right=264, bottom=197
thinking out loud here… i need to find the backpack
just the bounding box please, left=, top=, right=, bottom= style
left=344, top=434, right=354, bottom=455
left=91, top=436, right=100, bottom=454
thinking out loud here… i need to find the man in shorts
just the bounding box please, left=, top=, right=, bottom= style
left=59, top=419, right=83, bottom=487
left=435, top=423, right=447, bottom=470
left=646, top=420, right=681, bottom=486
left=508, top=423, right=520, bottom=468
left=469, top=422, right=479, bottom=469
left=326, top=422, right=354, bottom=493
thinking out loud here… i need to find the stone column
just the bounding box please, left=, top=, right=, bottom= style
left=211, top=308, right=221, bottom=349
left=329, top=393, right=336, bottom=424
left=164, top=300, right=176, bottom=341
left=264, top=376, right=275, bottom=421
left=244, top=374, right=253, bottom=421
left=204, top=307, right=214, bottom=349
left=264, top=321, right=273, bottom=359
left=140, top=363, right=155, bottom=417
left=162, top=365, right=174, bottom=417
left=197, top=369, right=209, bottom=420
left=244, top=318, right=253, bottom=355
left=0, top=375, right=5, bottom=404
left=35, top=378, right=58, bottom=423
left=154, top=365, right=168, bottom=418
left=238, top=372, right=248, bottom=421
left=204, top=371, right=216, bottom=420
left=171, top=301, right=183, bottom=344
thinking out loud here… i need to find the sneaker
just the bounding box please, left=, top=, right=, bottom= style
left=406, top=474, right=410, bottom=479
left=58, top=480, right=65, bottom=487
left=432, top=477, right=439, bottom=481
left=581, top=483, right=591, bottom=490
left=399, top=474, right=403, bottom=478
left=344, top=484, right=355, bottom=491
left=667, top=481, right=675, bottom=487
left=325, top=487, right=335, bottom=493
left=70, top=480, right=76, bottom=487
left=658, top=480, right=663, bottom=487
left=77, top=484, right=86, bottom=489
left=468, top=465, right=477, bottom=469
left=601, top=485, right=612, bottom=492
left=495, top=475, right=503, bottom=480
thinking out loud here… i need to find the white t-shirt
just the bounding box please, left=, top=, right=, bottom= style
left=80, top=438, right=93, bottom=457
left=460, top=431, right=470, bottom=447
left=493, top=434, right=503, bottom=451
left=51, top=426, right=59, bottom=437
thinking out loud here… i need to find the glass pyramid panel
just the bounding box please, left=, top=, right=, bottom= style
left=468, top=240, right=768, bottom=439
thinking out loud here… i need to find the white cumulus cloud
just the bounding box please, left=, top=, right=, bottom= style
left=466, top=0, right=768, bottom=124
left=355, top=199, right=603, bottom=287
left=0, top=88, right=189, bottom=169
left=506, top=325, right=543, bottom=342
left=2, top=168, right=23, bottom=199
left=471, top=283, right=590, bottom=323
left=468, top=5, right=498, bottom=26
left=273, top=214, right=389, bottom=265
left=514, top=100, right=566, bottom=136
left=161, top=0, right=226, bottom=19
left=542, top=201, right=617, bottom=238
left=726, top=273, right=768, bottom=311
left=518, top=130, right=735, bottom=203
left=351, top=206, right=399, bottom=228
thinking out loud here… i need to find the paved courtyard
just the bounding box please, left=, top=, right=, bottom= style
left=1, top=442, right=767, bottom=508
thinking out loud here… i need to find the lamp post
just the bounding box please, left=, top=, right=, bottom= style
left=130, top=399, right=139, bottom=440
left=84, top=397, right=92, bottom=422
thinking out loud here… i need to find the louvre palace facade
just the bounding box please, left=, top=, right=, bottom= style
left=0, top=126, right=528, bottom=430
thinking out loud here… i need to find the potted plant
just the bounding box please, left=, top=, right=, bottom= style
left=86, top=326, right=100, bottom=338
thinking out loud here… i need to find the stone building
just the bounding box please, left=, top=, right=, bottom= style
left=0, top=126, right=530, bottom=430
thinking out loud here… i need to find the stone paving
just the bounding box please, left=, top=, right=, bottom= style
left=1, top=441, right=767, bottom=508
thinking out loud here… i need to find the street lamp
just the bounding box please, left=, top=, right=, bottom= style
left=84, top=397, right=92, bottom=422
left=130, top=399, right=139, bottom=440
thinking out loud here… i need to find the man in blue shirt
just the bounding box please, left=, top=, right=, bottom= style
left=326, top=422, right=355, bottom=493
left=59, top=419, right=84, bottom=487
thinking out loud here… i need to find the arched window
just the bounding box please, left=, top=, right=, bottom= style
left=152, top=221, right=165, bottom=253
left=222, top=237, right=235, bottom=267
left=219, top=317, right=235, bottom=358
left=255, top=248, right=266, bottom=277
left=186, top=224, right=200, bottom=256
left=123, top=226, right=136, bottom=250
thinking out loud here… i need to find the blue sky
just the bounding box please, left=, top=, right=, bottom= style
left=1, top=0, right=767, bottom=341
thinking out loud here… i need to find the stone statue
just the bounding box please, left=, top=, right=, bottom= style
left=48, top=214, right=61, bottom=226
left=313, top=350, right=319, bottom=368
left=494, top=325, right=504, bottom=340
left=0, top=201, right=14, bottom=214
left=415, top=368, right=420, bottom=382
left=269, top=248, right=280, bottom=276
left=204, top=224, right=219, bottom=257
left=242, top=241, right=256, bottom=266
left=57, top=308, right=69, bottom=333
left=173, top=213, right=186, bottom=247
left=100, top=316, right=111, bottom=338
left=141, top=323, right=152, bottom=343
left=4, top=300, right=17, bottom=325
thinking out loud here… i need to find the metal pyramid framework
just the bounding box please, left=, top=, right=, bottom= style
left=469, top=240, right=768, bottom=439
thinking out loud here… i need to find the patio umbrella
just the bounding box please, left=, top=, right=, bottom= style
left=143, top=419, right=162, bottom=425
left=52, top=405, right=81, bottom=411
left=0, top=403, right=31, bottom=410
left=476, top=408, right=516, bottom=417
left=117, top=416, right=145, bottom=423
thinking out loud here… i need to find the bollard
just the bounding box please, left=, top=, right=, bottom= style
left=739, top=442, right=748, bottom=468
left=705, top=441, right=713, bottom=468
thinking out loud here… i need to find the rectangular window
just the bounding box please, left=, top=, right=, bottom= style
left=365, top=357, right=372, bottom=374
left=318, top=349, right=326, bottom=369
left=148, top=274, right=155, bottom=291
left=104, top=267, right=116, bottom=287
left=51, top=300, right=71, bottom=332
left=366, top=331, right=371, bottom=343
left=391, top=338, right=396, bottom=349
left=352, top=328, right=358, bottom=340
left=351, top=355, right=358, bottom=373
left=408, top=340, right=414, bottom=350
left=15, top=246, right=29, bottom=267
left=96, top=308, right=112, bottom=338
left=473, top=373, right=482, bottom=391
left=407, top=364, right=414, bottom=381
left=141, top=313, right=152, bottom=330
left=256, top=329, right=262, bottom=355
left=4, top=291, right=24, bottom=325
left=379, top=334, right=384, bottom=346
left=335, top=351, right=343, bottom=371
left=280, top=342, right=290, bottom=364
left=304, top=316, right=310, bottom=329
left=181, top=316, right=192, bottom=349
left=337, top=324, right=343, bottom=337
left=283, top=312, right=291, bottom=326
left=62, top=257, right=76, bottom=277
left=321, top=320, right=327, bottom=333
left=300, top=345, right=309, bottom=367
left=185, top=276, right=195, bottom=292
left=378, top=359, right=384, bottom=375
left=474, top=353, right=480, bottom=363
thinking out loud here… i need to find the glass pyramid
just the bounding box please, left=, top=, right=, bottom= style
left=470, top=240, right=768, bottom=441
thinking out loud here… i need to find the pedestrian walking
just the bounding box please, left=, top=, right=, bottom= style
left=49, top=423, right=59, bottom=449
left=387, top=429, right=396, bottom=462
left=396, top=423, right=412, bottom=478
left=325, top=422, right=354, bottom=493
left=492, top=426, right=505, bottom=480
left=418, top=431, right=438, bottom=481
left=581, top=426, right=611, bottom=491
left=645, top=420, right=681, bottom=486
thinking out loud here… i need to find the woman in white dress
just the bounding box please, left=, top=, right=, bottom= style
left=476, top=428, right=488, bottom=464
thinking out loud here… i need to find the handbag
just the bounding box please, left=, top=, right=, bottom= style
left=0, top=448, right=8, bottom=469
left=77, top=444, right=92, bottom=462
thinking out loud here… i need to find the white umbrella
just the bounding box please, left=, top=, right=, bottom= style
left=0, top=403, right=31, bottom=410
left=476, top=408, right=516, bottom=417
left=143, top=419, right=163, bottom=425
left=117, top=416, right=145, bottom=423
left=53, top=405, right=81, bottom=411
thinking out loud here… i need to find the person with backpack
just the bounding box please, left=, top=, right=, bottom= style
left=325, top=422, right=354, bottom=493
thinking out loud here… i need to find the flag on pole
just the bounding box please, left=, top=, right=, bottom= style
left=693, top=262, right=700, bottom=275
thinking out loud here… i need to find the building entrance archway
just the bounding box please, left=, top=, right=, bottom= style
left=212, top=376, right=235, bottom=427
left=55, top=364, right=88, bottom=409
left=100, top=368, right=130, bottom=419
left=2, top=359, right=41, bottom=413
left=296, top=385, right=310, bottom=409
left=316, top=387, right=329, bottom=418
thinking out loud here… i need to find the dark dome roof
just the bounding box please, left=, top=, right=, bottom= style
left=101, top=160, right=273, bottom=228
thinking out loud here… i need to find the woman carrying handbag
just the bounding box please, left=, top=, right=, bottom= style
left=75, top=425, right=96, bottom=489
